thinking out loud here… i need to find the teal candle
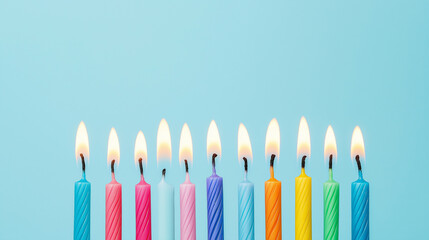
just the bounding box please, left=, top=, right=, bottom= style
left=238, top=158, right=254, bottom=240
left=158, top=169, right=175, bottom=240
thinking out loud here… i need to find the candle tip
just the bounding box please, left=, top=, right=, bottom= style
left=355, top=155, right=362, bottom=171
left=162, top=168, right=166, bottom=177
left=243, top=157, right=248, bottom=172
left=301, top=155, right=307, bottom=169
left=111, top=160, right=115, bottom=174
left=270, top=154, right=275, bottom=168
left=184, top=159, right=189, bottom=173
left=80, top=153, right=85, bottom=173
left=329, top=154, right=333, bottom=170
left=138, top=158, right=143, bottom=176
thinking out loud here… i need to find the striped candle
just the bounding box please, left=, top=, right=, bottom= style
left=74, top=172, right=90, bottom=240
left=136, top=176, right=151, bottom=240
left=351, top=171, right=369, bottom=240
left=323, top=169, right=339, bottom=240
left=265, top=155, right=281, bottom=240
left=238, top=177, right=254, bottom=240
left=206, top=165, right=224, bottom=240
left=106, top=173, right=122, bottom=240
left=180, top=172, right=196, bottom=240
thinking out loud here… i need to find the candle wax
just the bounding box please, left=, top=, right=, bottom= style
left=351, top=171, right=369, bottom=240
left=207, top=173, right=224, bottom=240
left=136, top=176, right=152, bottom=240
left=295, top=169, right=312, bottom=240
left=323, top=169, right=339, bottom=240
left=158, top=176, right=175, bottom=240
left=106, top=175, right=122, bottom=240
left=180, top=173, right=196, bottom=240
left=74, top=174, right=90, bottom=240
left=265, top=169, right=281, bottom=240
left=238, top=177, right=254, bottom=240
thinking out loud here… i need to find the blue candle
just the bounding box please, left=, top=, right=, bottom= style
left=207, top=154, right=224, bottom=240
left=238, top=159, right=254, bottom=240
left=158, top=169, right=175, bottom=240
left=74, top=122, right=90, bottom=240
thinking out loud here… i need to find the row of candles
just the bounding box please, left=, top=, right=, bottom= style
left=74, top=117, right=369, bottom=240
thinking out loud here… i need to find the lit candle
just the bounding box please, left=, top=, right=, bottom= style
left=74, top=121, right=91, bottom=240
left=106, top=128, right=122, bottom=240
left=264, top=118, right=281, bottom=240
left=323, top=126, right=339, bottom=240
left=295, top=116, right=312, bottom=240
left=237, top=123, right=254, bottom=240
left=179, top=123, right=196, bottom=240
left=351, top=126, right=369, bottom=240
left=206, top=120, right=224, bottom=240
left=134, top=131, right=152, bottom=240
left=157, top=119, right=174, bottom=240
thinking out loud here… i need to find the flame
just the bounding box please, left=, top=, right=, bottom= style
left=238, top=123, right=253, bottom=163
left=75, top=121, right=89, bottom=164
left=179, top=123, right=193, bottom=165
left=324, top=125, right=337, bottom=164
left=157, top=119, right=172, bottom=163
left=297, top=116, right=311, bottom=160
left=265, top=118, right=280, bottom=161
left=134, top=131, right=148, bottom=166
left=107, top=128, right=120, bottom=165
left=351, top=126, right=365, bottom=160
left=207, top=120, right=221, bottom=161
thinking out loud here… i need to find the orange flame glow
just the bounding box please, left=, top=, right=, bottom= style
left=157, top=119, right=172, bottom=164
left=207, top=120, right=221, bottom=161
left=265, top=118, right=280, bottom=161
left=324, top=125, right=337, bottom=164
left=351, top=126, right=365, bottom=161
left=134, top=131, right=148, bottom=166
left=75, top=121, right=89, bottom=164
left=297, top=116, right=311, bottom=160
left=238, top=123, right=253, bottom=163
left=179, top=123, right=193, bottom=165
left=107, top=128, right=120, bottom=166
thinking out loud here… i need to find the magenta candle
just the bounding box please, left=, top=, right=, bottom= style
left=106, top=128, right=122, bottom=240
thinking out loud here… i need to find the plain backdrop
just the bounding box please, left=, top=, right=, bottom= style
left=1, top=0, right=428, bottom=239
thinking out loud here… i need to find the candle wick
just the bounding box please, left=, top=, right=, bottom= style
left=270, top=154, right=275, bottom=178
left=355, top=155, right=362, bottom=171
left=212, top=153, right=217, bottom=174
left=329, top=155, right=333, bottom=170
left=111, top=160, right=115, bottom=174
left=162, top=168, right=166, bottom=178
left=301, top=155, right=307, bottom=169
left=184, top=159, right=189, bottom=173
left=80, top=153, right=85, bottom=173
left=139, top=158, right=144, bottom=176
left=243, top=157, right=248, bottom=173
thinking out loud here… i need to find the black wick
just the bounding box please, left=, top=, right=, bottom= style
left=243, top=157, right=248, bottom=172
left=355, top=155, right=362, bottom=171
left=184, top=159, right=189, bottom=173
left=111, top=160, right=115, bottom=174
left=270, top=154, right=275, bottom=168
left=162, top=168, right=166, bottom=178
left=80, top=153, right=85, bottom=172
left=301, top=155, right=307, bottom=169
left=212, top=153, right=218, bottom=169
left=138, top=158, right=144, bottom=176
left=329, top=154, right=333, bottom=169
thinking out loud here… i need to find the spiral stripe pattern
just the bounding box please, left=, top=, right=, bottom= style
left=295, top=176, right=312, bottom=240
left=207, top=176, right=224, bottom=240
left=180, top=183, right=196, bottom=240
left=265, top=180, right=281, bottom=240
left=323, top=182, right=339, bottom=240
left=136, top=184, right=151, bottom=240
left=351, top=180, right=369, bottom=240
left=74, top=180, right=90, bottom=240
left=238, top=182, right=254, bottom=240
left=106, top=183, right=122, bottom=240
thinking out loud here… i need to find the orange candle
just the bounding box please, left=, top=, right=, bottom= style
left=265, top=119, right=282, bottom=240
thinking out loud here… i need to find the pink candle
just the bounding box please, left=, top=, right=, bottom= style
left=106, top=128, right=122, bottom=240
left=135, top=131, right=152, bottom=240
left=179, top=123, right=196, bottom=240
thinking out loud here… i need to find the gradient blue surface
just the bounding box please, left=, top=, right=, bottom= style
left=1, top=0, right=429, bottom=239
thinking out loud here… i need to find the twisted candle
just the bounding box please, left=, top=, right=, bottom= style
left=180, top=160, right=196, bottom=240
left=265, top=155, right=281, bottom=240
left=295, top=156, right=312, bottom=240
left=351, top=156, right=369, bottom=240
left=106, top=160, right=122, bottom=240
left=238, top=158, right=254, bottom=240
left=323, top=157, right=339, bottom=240
left=136, top=159, right=151, bottom=240
left=74, top=155, right=90, bottom=240
left=207, top=154, right=224, bottom=240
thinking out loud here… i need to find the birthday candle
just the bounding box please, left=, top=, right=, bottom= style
left=295, top=117, right=312, bottom=240
left=134, top=131, right=152, bottom=240
left=264, top=119, right=281, bottom=240
left=206, top=120, right=224, bottom=240
left=157, top=119, right=174, bottom=240
left=323, top=126, right=339, bottom=240
left=74, top=122, right=91, bottom=240
left=237, top=124, right=254, bottom=240
left=351, top=127, right=369, bottom=240
left=179, top=124, right=196, bottom=240
left=106, top=128, right=122, bottom=240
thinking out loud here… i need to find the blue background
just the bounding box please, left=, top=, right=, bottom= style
left=1, top=0, right=428, bottom=239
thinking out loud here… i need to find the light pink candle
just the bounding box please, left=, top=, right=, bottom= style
left=106, top=128, right=122, bottom=240
left=180, top=172, right=196, bottom=240
left=136, top=175, right=151, bottom=240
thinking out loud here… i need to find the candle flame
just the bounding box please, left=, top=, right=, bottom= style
left=238, top=123, right=253, bottom=163
left=351, top=126, right=365, bottom=161
left=157, top=119, right=172, bottom=164
left=134, top=131, right=148, bottom=166
left=265, top=118, right=280, bottom=161
left=75, top=121, right=89, bottom=164
left=297, top=116, right=311, bottom=160
left=107, top=128, right=120, bottom=166
left=179, top=123, right=193, bottom=165
left=207, top=120, right=221, bottom=161
left=324, top=125, right=337, bottom=164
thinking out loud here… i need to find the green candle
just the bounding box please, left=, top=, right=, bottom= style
left=323, top=126, right=339, bottom=240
